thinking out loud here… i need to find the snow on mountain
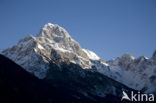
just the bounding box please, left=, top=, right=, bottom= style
left=82, top=49, right=100, bottom=60
left=1, top=23, right=156, bottom=94
left=104, top=53, right=156, bottom=93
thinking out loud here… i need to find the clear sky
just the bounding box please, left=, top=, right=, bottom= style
left=0, top=0, right=156, bottom=60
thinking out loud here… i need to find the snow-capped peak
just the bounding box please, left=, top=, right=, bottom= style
left=1, top=23, right=105, bottom=78
left=37, top=23, right=70, bottom=40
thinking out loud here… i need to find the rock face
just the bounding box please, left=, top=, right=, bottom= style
left=1, top=23, right=156, bottom=94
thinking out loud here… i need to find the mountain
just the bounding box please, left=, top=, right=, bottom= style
left=1, top=23, right=105, bottom=79
left=1, top=23, right=156, bottom=95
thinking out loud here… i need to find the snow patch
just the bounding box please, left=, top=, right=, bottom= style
left=83, top=49, right=100, bottom=60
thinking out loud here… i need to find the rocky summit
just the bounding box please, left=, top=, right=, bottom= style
left=1, top=23, right=104, bottom=79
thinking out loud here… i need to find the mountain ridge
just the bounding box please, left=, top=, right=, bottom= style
left=1, top=23, right=156, bottom=94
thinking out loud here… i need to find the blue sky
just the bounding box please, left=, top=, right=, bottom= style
left=0, top=0, right=156, bottom=60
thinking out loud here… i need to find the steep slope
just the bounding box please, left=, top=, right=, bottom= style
left=0, top=54, right=133, bottom=103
